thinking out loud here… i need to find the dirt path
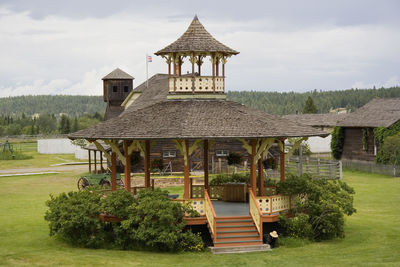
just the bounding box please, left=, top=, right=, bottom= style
left=0, top=164, right=88, bottom=174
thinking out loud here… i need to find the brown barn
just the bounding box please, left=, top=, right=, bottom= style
left=337, top=98, right=400, bottom=161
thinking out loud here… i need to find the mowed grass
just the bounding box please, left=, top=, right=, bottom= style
left=0, top=142, right=85, bottom=170
left=0, top=169, right=399, bottom=266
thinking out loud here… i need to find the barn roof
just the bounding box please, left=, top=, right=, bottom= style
left=155, top=16, right=239, bottom=56
left=102, top=68, right=134, bottom=80
left=337, top=98, right=400, bottom=128
left=283, top=113, right=347, bottom=127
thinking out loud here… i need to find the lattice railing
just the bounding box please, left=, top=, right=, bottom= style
left=209, top=185, right=224, bottom=200
left=249, top=190, right=262, bottom=235
left=256, top=195, right=292, bottom=215
left=191, top=185, right=204, bottom=198
left=172, top=198, right=205, bottom=216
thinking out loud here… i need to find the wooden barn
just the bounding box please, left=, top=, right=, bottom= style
left=337, top=98, right=400, bottom=161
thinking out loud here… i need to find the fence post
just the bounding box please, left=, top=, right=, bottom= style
left=339, top=161, right=343, bottom=180
left=317, top=158, right=320, bottom=176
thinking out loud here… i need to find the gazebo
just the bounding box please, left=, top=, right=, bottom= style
left=69, top=16, right=327, bottom=249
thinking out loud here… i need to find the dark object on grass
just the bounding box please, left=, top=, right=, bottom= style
left=264, top=230, right=279, bottom=248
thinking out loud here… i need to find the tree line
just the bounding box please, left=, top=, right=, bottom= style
left=227, top=86, right=400, bottom=114
left=0, top=113, right=103, bottom=136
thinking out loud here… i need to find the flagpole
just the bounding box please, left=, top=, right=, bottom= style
left=146, top=54, right=149, bottom=88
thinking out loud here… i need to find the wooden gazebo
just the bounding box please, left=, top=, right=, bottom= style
left=68, top=16, right=328, bottom=249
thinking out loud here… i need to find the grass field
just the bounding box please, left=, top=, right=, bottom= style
left=0, top=167, right=399, bottom=266
left=0, top=142, right=84, bottom=170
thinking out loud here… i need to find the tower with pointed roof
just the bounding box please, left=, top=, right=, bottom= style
left=102, top=68, right=134, bottom=120
left=155, top=15, right=238, bottom=98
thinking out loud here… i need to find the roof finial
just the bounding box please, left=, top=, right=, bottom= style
left=193, top=14, right=198, bottom=20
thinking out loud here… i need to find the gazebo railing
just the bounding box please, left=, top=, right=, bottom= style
left=204, top=190, right=217, bottom=242
left=255, top=195, right=291, bottom=215
left=249, top=189, right=263, bottom=237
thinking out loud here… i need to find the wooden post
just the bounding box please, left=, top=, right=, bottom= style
left=250, top=139, right=257, bottom=194
left=123, top=141, right=131, bottom=192
left=100, top=152, right=104, bottom=172
left=197, top=55, right=202, bottom=75
left=111, top=152, right=117, bottom=191
left=222, top=62, right=225, bottom=91
left=94, top=151, right=97, bottom=173
left=280, top=142, right=285, bottom=182
left=204, top=140, right=209, bottom=190
left=88, top=150, right=91, bottom=173
left=218, top=158, right=222, bottom=173
left=258, top=152, right=264, bottom=196
left=144, top=140, right=151, bottom=188
left=168, top=61, right=171, bottom=76
left=183, top=139, right=190, bottom=199
left=216, top=59, right=219, bottom=76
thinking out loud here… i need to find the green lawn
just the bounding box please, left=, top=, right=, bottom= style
left=0, top=169, right=399, bottom=266
left=0, top=142, right=85, bottom=170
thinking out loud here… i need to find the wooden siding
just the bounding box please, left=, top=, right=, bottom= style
left=342, top=127, right=376, bottom=161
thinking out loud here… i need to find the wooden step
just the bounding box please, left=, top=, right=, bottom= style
left=210, top=244, right=271, bottom=254
left=216, top=235, right=261, bottom=242
left=214, top=240, right=263, bottom=247
left=216, top=225, right=256, bottom=232
left=215, top=216, right=252, bottom=221
left=216, top=229, right=258, bottom=237
left=216, top=220, right=253, bottom=226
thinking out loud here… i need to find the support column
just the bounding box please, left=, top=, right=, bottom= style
left=100, top=152, right=104, bottom=172
left=144, top=140, right=151, bottom=188
left=123, top=141, right=131, bottom=192
left=88, top=150, right=92, bottom=173
left=184, top=139, right=190, bottom=199
left=204, top=140, right=209, bottom=190
left=111, top=152, right=117, bottom=191
left=258, top=152, right=264, bottom=196
left=197, top=55, right=202, bottom=75
left=280, top=141, right=285, bottom=182
left=250, top=139, right=257, bottom=194
left=94, top=151, right=97, bottom=173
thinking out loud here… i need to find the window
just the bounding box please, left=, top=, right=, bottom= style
left=124, top=86, right=129, bottom=92
left=112, top=86, right=118, bottom=92
left=216, top=150, right=229, bottom=157
left=163, top=151, right=176, bottom=158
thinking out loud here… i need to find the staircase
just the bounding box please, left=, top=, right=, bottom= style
left=209, top=215, right=270, bottom=254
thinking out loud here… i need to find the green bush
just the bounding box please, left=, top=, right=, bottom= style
left=377, top=134, right=400, bottom=166
left=278, top=174, right=356, bottom=241
left=331, top=126, right=344, bottom=159
left=45, top=188, right=204, bottom=252
left=279, top=213, right=313, bottom=239
left=44, top=190, right=111, bottom=248
left=101, top=190, right=135, bottom=219
left=209, top=173, right=250, bottom=185
left=0, top=151, right=33, bottom=160
left=119, top=189, right=203, bottom=252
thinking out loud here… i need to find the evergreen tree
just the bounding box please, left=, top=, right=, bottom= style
left=303, top=96, right=318, bottom=114
left=72, top=116, right=79, bottom=132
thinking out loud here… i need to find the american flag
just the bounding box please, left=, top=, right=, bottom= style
left=147, top=55, right=152, bottom=62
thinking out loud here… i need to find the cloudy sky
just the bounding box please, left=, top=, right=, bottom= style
left=0, top=0, right=399, bottom=97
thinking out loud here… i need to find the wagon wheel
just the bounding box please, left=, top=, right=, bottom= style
left=77, top=177, right=90, bottom=191
left=100, top=179, right=111, bottom=188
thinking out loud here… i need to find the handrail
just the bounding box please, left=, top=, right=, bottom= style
left=249, top=189, right=263, bottom=238
left=204, top=189, right=217, bottom=242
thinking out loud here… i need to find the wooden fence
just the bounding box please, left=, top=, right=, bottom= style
left=342, top=159, right=399, bottom=177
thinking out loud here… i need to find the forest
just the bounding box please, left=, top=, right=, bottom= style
left=0, top=86, right=399, bottom=136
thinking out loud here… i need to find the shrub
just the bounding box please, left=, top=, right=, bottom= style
left=278, top=174, right=356, bottom=241
left=101, top=190, right=135, bottom=219
left=119, top=189, right=204, bottom=252
left=151, top=159, right=164, bottom=172
left=376, top=133, right=400, bottom=165
left=44, top=190, right=111, bottom=248
left=279, top=213, right=313, bottom=239
left=263, top=157, right=277, bottom=170
left=331, top=126, right=344, bottom=159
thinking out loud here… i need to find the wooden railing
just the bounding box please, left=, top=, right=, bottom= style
left=249, top=189, right=263, bottom=237
left=204, top=190, right=217, bottom=242
left=256, top=195, right=291, bottom=215
left=172, top=198, right=206, bottom=216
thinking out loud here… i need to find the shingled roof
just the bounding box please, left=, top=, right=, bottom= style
left=337, top=98, right=400, bottom=128
left=69, top=99, right=328, bottom=140
left=102, top=68, right=134, bottom=80
left=283, top=113, right=347, bottom=127
left=155, top=16, right=239, bottom=56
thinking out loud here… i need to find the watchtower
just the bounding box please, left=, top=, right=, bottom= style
left=155, top=15, right=239, bottom=99
left=102, top=68, right=134, bottom=120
